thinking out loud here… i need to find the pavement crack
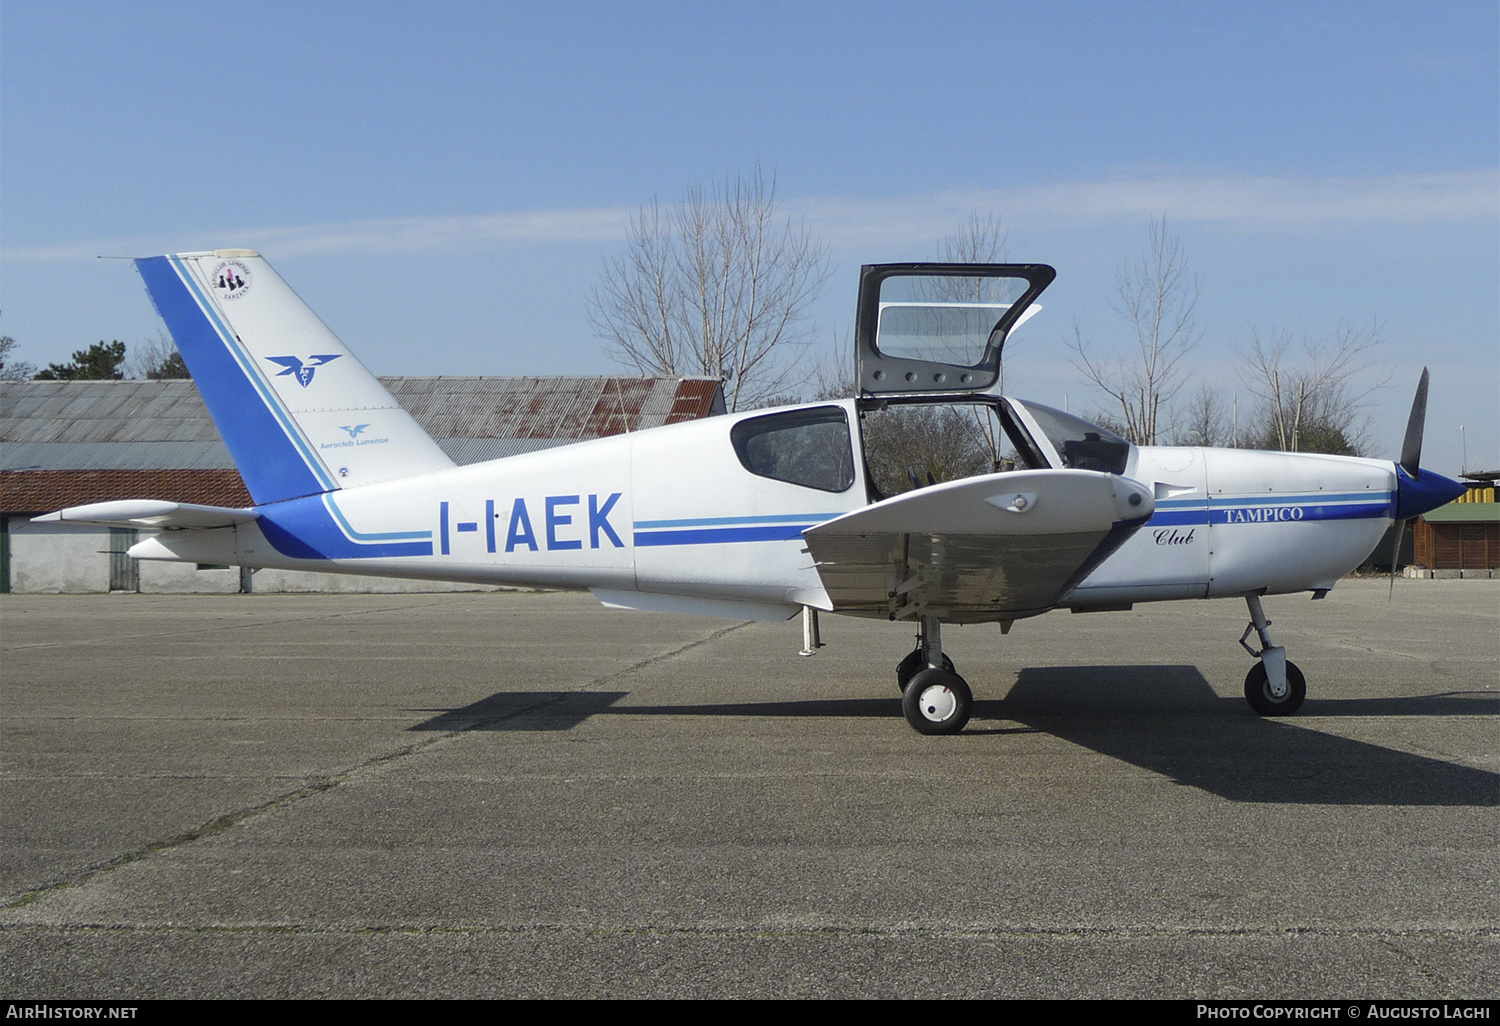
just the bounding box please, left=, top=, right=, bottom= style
left=1, top=922, right=1493, bottom=942
left=0, top=620, right=753, bottom=911
left=587, top=621, right=753, bottom=691
left=1, top=597, right=462, bottom=652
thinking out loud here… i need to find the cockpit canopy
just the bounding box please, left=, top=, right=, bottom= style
left=855, top=262, right=1055, bottom=396
left=850, top=262, right=1130, bottom=498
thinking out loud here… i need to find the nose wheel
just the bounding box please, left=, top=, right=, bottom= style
left=1244, top=660, right=1306, bottom=716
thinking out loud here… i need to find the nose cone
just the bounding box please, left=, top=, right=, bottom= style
left=1394, top=465, right=1468, bottom=520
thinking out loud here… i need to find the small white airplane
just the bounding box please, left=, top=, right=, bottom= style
left=38, top=252, right=1465, bottom=734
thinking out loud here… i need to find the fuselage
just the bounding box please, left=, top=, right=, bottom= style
left=131, top=398, right=1405, bottom=619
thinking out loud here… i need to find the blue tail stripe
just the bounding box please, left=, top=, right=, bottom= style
left=322, top=494, right=431, bottom=542
left=256, top=494, right=433, bottom=559
left=135, top=256, right=331, bottom=504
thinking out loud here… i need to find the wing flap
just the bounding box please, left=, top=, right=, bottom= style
left=34, top=500, right=258, bottom=530
left=804, top=470, right=1152, bottom=622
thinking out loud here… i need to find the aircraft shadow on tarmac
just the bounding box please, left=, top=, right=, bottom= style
left=408, top=667, right=1497, bottom=807
left=998, top=665, right=1498, bottom=807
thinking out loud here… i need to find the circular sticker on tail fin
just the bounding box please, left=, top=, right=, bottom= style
left=209, top=260, right=252, bottom=299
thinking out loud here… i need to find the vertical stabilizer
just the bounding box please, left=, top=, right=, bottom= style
left=136, top=251, right=454, bottom=504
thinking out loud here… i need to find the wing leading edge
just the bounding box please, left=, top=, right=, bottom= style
left=803, top=469, right=1153, bottom=623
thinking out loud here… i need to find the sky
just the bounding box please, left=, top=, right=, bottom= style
left=2, top=1, right=1496, bottom=475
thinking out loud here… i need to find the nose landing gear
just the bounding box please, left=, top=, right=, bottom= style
left=1239, top=594, right=1306, bottom=716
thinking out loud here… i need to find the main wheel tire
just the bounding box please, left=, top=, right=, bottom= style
left=896, top=648, right=957, bottom=692
left=901, top=668, right=973, bottom=735
left=1244, top=660, right=1307, bottom=716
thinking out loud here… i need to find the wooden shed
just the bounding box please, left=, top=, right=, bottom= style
left=1414, top=476, right=1498, bottom=571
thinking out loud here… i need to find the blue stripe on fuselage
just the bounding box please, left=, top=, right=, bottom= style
left=632, top=512, right=838, bottom=547
left=634, top=524, right=814, bottom=546
left=1148, top=493, right=1394, bottom=527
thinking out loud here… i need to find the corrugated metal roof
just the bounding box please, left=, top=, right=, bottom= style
left=1, top=376, right=724, bottom=472
left=438, top=438, right=570, bottom=464
left=1, top=441, right=235, bottom=472
left=0, top=381, right=225, bottom=446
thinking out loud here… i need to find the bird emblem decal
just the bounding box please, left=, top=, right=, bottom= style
left=265, top=354, right=341, bottom=387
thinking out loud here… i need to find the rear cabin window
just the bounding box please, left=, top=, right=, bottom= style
left=731, top=407, right=855, bottom=493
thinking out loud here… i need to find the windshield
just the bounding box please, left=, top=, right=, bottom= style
left=1012, top=401, right=1131, bottom=474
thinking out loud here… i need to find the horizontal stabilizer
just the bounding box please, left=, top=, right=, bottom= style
left=34, top=500, right=258, bottom=530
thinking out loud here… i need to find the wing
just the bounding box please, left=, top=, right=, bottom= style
left=33, top=500, right=259, bottom=530
left=803, top=469, right=1153, bottom=623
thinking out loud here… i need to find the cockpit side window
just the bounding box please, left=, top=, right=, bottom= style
left=731, top=406, right=856, bottom=493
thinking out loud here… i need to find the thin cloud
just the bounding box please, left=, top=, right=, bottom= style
left=254, top=208, right=638, bottom=254
left=5, top=171, right=1493, bottom=262
left=792, top=170, right=1500, bottom=248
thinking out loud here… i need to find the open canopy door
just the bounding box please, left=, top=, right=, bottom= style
left=855, top=263, right=1055, bottom=396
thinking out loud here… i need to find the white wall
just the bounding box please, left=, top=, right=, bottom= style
left=4, top=522, right=500, bottom=594
left=140, top=558, right=242, bottom=594
left=7, top=521, right=112, bottom=593
left=248, top=568, right=501, bottom=593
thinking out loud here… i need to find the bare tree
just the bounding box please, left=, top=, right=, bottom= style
left=1239, top=321, right=1388, bottom=455
left=587, top=167, right=832, bottom=412
left=861, top=403, right=995, bottom=497
left=1066, top=217, right=1203, bottom=445
left=928, top=212, right=1012, bottom=460
left=938, top=210, right=1007, bottom=265
left=1171, top=384, right=1233, bottom=448
left=127, top=331, right=190, bottom=379
left=0, top=340, right=35, bottom=382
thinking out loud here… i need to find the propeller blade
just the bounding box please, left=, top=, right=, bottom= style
left=1387, top=519, right=1405, bottom=602
left=1399, top=368, right=1430, bottom=476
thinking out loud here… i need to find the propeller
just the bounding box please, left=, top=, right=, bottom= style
left=1387, top=368, right=1465, bottom=599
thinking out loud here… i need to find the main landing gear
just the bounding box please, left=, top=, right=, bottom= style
left=1239, top=594, right=1306, bottom=716
left=898, top=616, right=972, bottom=735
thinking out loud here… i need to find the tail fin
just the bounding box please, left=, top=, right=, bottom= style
left=135, top=250, right=453, bottom=505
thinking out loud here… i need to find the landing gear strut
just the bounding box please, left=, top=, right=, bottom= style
left=899, top=616, right=972, bottom=735
left=896, top=647, right=955, bottom=691
left=1239, top=594, right=1306, bottom=716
